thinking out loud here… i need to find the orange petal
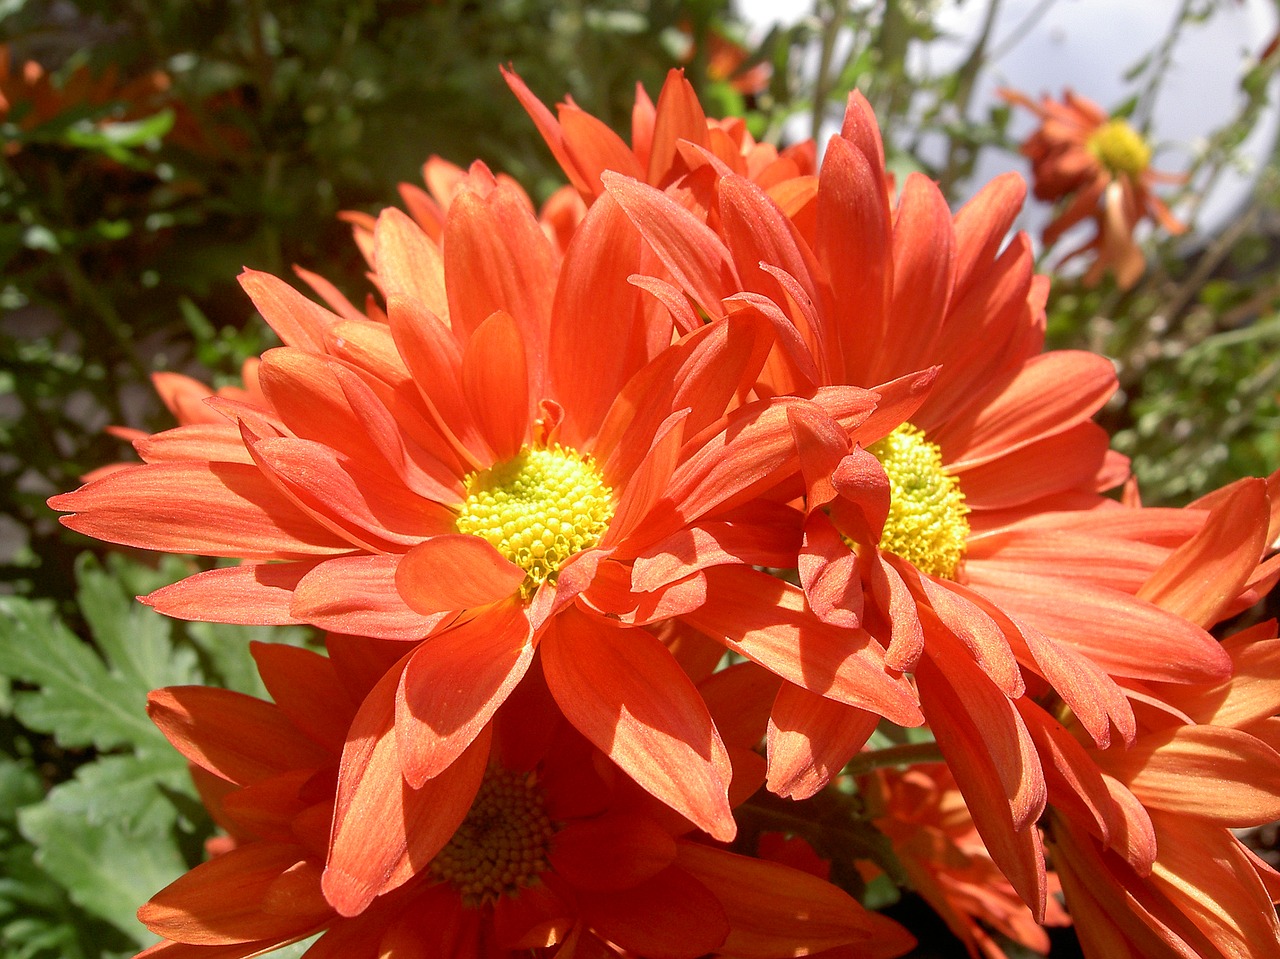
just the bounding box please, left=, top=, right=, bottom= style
left=395, top=534, right=526, bottom=614
left=646, top=68, right=709, bottom=186
left=461, top=310, right=530, bottom=460
left=549, top=193, right=658, bottom=447
left=291, top=554, right=449, bottom=641
left=49, top=462, right=350, bottom=559
left=550, top=813, right=677, bottom=891
left=601, top=170, right=740, bottom=318
left=1101, top=725, right=1280, bottom=826
left=684, top=568, right=922, bottom=727
left=675, top=841, right=914, bottom=958
left=395, top=599, right=533, bottom=787
left=372, top=207, right=448, bottom=322
left=1137, top=476, right=1268, bottom=628
left=540, top=607, right=736, bottom=842
left=576, top=865, right=727, bottom=959
left=147, top=687, right=331, bottom=785
left=814, top=134, right=891, bottom=384
left=766, top=683, right=878, bottom=800
left=140, top=842, right=329, bottom=945
left=142, top=561, right=314, bottom=626
left=250, top=642, right=355, bottom=754
left=323, top=663, right=488, bottom=916
left=238, top=269, right=339, bottom=353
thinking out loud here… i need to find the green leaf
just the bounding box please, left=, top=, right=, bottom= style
left=18, top=752, right=195, bottom=946
left=0, top=596, right=166, bottom=753
left=0, top=554, right=209, bottom=755
left=76, top=554, right=203, bottom=698
left=62, top=110, right=175, bottom=154
left=0, top=755, right=131, bottom=959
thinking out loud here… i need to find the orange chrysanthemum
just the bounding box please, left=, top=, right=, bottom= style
left=860, top=764, right=1070, bottom=959
left=135, top=640, right=913, bottom=958
left=1001, top=87, right=1186, bottom=288
left=1036, top=478, right=1280, bottom=959
left=504, top=67, right=815, bottom=207
left=50, top=143, right=924, bottom=842
left=514, top=81, right=1274, bottom=917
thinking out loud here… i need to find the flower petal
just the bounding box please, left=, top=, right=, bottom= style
left=142, top=561, right=315, bottom=626
left=576, top=866, right=728, bottom=959
left=540, top=607, right=736, bottom=841
left=461, top=309, right=530, bottom=460
left=683, top=567, right=922, bottom=727
left=291, top=554, right=448, bottom=641
left=395, top=599, right=533, bottom=787
left=766, top=683, right=879, bottom=800
left=140, top=842, right=329, bottom=945
left=49, top=463, right=350, bottom=559
left=323, top=663, right=488, bottom=916
left=550, top=813, right=677, bottom=891
left=147, top=687, right=331, bottom=786
left=395, top=534, right=527, bottom=614
left=675, top=841, right=914, bottom=958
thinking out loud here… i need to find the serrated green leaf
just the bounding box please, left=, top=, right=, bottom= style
left=18, top=752, right=194, bottom=946
left=186, top=619, right=313, bottom=697
left=0, top=596, right=164, bottom=753
left=76, top=554, right=202, bottom=694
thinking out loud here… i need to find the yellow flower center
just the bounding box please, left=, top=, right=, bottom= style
left=867, top=424, right=969, bottom=580
left=455, top=444, right=613, bottom=595
left=429, top=767, right=555, bottom=905
left=1087, top=119, right=1151, bottom=177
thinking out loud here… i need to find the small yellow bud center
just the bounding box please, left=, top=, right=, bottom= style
left=429, top=768, right=555, bottom=905
left=867, top=424, right=969, bottom=580
left=1087, top=119, right=1151, bottom=177
left=456, top=444, right=613, bottom=595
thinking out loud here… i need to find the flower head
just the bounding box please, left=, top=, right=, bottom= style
left=1000, top=87, right=1186, bottom=288
left=49, top=128, right=921, bottom=842
left=135, top=643, right=911, bottom=959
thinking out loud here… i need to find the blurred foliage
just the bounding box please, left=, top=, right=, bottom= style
left=0, top=553, right=313, bottom=956
left=1, top=1, right=1279, bottom=957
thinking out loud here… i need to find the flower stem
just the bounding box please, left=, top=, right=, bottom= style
left=842, top=740, right=943, bottom=777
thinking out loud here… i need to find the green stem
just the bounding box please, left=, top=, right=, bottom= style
left=842, top=740, right=943, bottom=777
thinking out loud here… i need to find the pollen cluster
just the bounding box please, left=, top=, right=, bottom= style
left=455, top=444, right=614, bottom=594
left=1087, top=118, right=1151, bottom=177
left=868, top=424, right=970, bottom=580
left=429, top=767, right=556, bottom=905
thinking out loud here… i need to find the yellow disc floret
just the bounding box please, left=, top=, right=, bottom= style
left=867, top=424, right=970, bottom=580
left=1087, top=118, right=1151, bottom=177
left=456, top=444, right=613, bottom=595
left=429, top=767, right=555, bottom=905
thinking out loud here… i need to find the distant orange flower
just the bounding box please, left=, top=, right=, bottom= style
left=861, top=764, right=1069, bottom=959
left=136, top=642, right=910, bottom=957
left=1001, top=88, right=1185, bottom=288
left=681, top=21, right=772, bottom=97
left=0, top=44, right=170, bottom=153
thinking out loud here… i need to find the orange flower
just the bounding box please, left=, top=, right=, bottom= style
left=135, top=642, right=909, bottom=958
left=504, top=67, right=815, bottom=207
left=1000, top=88, right=1186, bottom=288
left=50, top=153, right=925, bottom=841
left=0, top=44, right=170, bottom=153
left=1042, top=616, right=1280, bottom=959
left=861, top=764, right=1069, bottom=959
left=1023, top=477, right=1280, bottom=957
left=575, top=85, right=1246, bottom=915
